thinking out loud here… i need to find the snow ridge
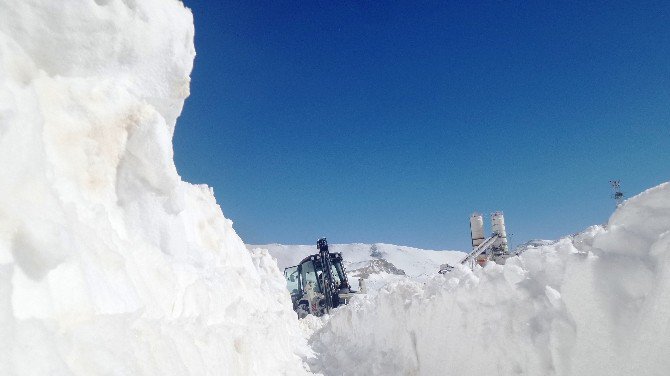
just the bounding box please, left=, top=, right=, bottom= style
left=307, top=183, right=670, bottom=376
left=0, top=1, right=308, bottom=374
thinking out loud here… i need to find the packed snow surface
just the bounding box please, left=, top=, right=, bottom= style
left=0, top=1, right=308, bottom=374
left=307, top=182, right=670, bottom=376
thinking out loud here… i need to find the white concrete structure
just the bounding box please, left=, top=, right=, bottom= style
left=491, top=211, right=508, bottom=253
left=470, top=213, right=485, bottom=250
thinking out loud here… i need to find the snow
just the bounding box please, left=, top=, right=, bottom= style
left=0, top=1, right=308, bottom=374
left=249, top=243, right=465, bottom=294
left=3, top=2, right=670, bottom=375
left=306, top=182, right=670, bottom=376
left=250, top=243, right=465, bottom=277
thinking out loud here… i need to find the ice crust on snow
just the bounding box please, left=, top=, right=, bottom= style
left=0, top=1, right=308, bottom=374
left=308, top=183, right=670, bottom=376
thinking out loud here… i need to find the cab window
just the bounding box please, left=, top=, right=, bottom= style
left=285, top=266, right=299, bottom=294
left=300, top=260, right=321, bottom=293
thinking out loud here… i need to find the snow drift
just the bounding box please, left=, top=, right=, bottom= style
left=308, top=182, right=670, bottom=376
left=0, top=1, right=308, bottom=374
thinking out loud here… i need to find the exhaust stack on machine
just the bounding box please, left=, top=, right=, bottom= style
left=469, top=213, right=485, bottom=250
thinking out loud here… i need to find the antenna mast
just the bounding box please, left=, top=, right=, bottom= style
left=610, top=180, right=624, bottom=207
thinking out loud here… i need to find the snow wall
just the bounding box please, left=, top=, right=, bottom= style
left=309, top=182, right=670, bottom=376
left=0, top=1, right=309, bottom=374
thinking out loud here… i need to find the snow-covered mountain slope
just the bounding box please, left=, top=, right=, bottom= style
left=513, top=238, right=557, bottom=254
left=306, top=182, right=670, bottom=376
left=248, top=243, right=465, bottom=279
left=249, top=243, right=465, bottom=295
left=0, top=1, right=308, bottom=375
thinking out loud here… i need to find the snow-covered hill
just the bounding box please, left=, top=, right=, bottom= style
left=248, top=243, right=466, bottom=291
left=513, top=238, right=557, bottom=255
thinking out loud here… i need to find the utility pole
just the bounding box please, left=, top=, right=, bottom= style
left=610, top=180, right=624, bottom=207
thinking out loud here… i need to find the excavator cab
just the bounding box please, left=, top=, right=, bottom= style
left=284, top=238, right=355, bottom=318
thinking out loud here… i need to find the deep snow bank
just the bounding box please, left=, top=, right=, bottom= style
left=309, top=182, right=670, bottom=376
left=0, top=1, right=307, bottom=374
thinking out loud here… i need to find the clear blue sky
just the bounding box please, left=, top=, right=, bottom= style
left=175, top=1, right=669, bottom=251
